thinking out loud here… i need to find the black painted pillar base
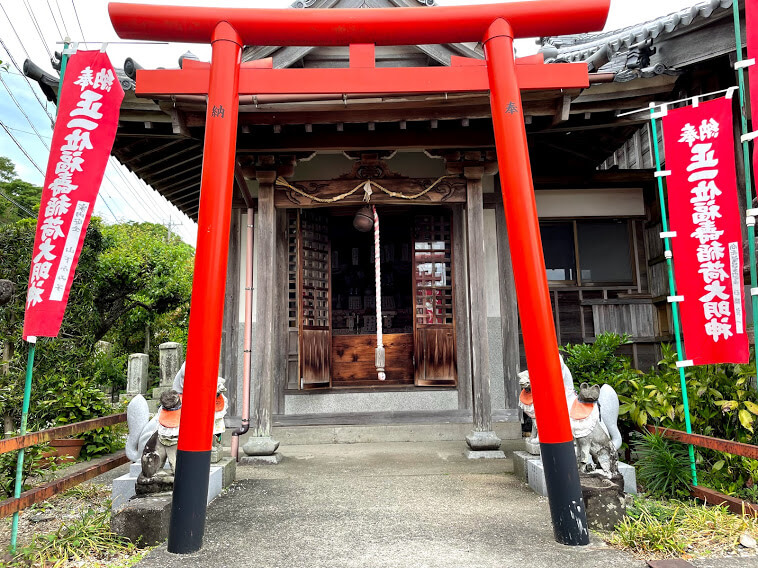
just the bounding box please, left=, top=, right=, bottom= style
left=167, top=449, right=212, bottom=554
left=540, top=440, right=590, bottom=546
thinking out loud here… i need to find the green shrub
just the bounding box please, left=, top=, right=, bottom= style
left=633, top=430, right=693, bottom=499
left=86, top=351, right=127, bottom=395
left=0, top=444, right=54, bottom=499
left=561, top=332, right=632, bottom=388
left=36, top=373, right=125, bottom=460
left=561, top=332, right=642, bottom=449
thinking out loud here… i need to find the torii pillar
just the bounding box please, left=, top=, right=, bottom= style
left=110, top=0, right=609, bottom=553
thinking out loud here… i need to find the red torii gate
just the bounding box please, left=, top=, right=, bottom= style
left=109, top=0, right=610, bottom=553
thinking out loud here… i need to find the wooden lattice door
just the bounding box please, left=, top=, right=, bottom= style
left=298, top=210, right=331, bottom=388
left=413, top=212, right=457, bottom=386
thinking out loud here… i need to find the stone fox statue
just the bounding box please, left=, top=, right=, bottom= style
left=519, top=355, right=621, bottom=477
left=126, top=362, right=227, bottom=475
left=561, top=356, right=622, bottom=478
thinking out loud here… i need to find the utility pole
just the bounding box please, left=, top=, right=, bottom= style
left=164, top=215, right=182, bottom=243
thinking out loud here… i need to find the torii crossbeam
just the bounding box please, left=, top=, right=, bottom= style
left=110, top=0, right=610, bottom=553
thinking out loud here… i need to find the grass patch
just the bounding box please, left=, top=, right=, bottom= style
left=7, top=507, right=138, bottom=567
left=605, top=497, right=758, bottom=559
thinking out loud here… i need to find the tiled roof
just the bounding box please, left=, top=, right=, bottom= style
left=541, top=0, right=734, bottom=76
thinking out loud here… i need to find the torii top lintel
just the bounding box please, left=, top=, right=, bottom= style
left=108, top=0, right=610, bottom=46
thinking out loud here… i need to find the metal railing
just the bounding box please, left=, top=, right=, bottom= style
left=0, top=413, right=128, bottom=518
left=647, top=425, right=758, bottom=516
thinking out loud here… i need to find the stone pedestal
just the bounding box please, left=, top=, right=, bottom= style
left=110, top=494, right=172, bottom=547
left=241, top=436, right=282, bottom=464
left=112, top=458, right=236, bottom=511
left=239, top=453, right=283, bottom=465
left=525, top=456, right=637, bottom=497
left=524, top=437, right=540, bottom=455
left=126, top=353, right=149, bottom=396
left=580, top=474, right=628, bottom=531
left=464, top=430, right=506, bottom=459
left=159, top=342, right=183, bottom=388
left=513, top=450, right=541, bottom=483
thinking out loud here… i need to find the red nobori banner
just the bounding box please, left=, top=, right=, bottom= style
left=22, top=50, right=124, bottom=340
left=662, top=97, right=748, bottom=365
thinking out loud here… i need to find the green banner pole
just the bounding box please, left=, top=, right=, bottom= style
left=57, top=38, right=72, bottom=119
left=10, top=38, right=73, bottom=555
left=731, top=3, right=758, bottom=362
left=10, top=337, right=36, bottom=552
left=649, top=109, right=698, bottom=486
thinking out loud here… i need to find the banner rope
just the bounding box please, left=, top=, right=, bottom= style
left=373, top=205, right=385, bottom=381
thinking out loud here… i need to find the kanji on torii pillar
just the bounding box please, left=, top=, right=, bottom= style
left=109, top=0, right=610, bottom=553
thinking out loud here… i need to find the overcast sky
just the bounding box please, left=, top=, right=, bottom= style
left=0, top=0, right=703, bottom=245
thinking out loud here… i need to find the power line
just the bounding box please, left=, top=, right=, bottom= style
left=3, top=2, right=190, bottom=235
left=108, top=162, right=196, bottom=241
left=0, top=123, right=45, bottom=176
left=102, top=171, right=152, bottom=221
left=21, top=0, right=53, bottom=60
left=1, top=41, right=146, bottom=225
left=106, top=163, right=158, bottom=217
left=44, top=0, right=64, bottom=40
left=53, top=0, right=70, bottom=37
left=0, top=6, right=122, bottom=225
left=0, top=19, right=150, bottom=228
left=109, top=157, right=167, bottom=212
left=0, top=13, right=56, bottom=123
left=109, top=159, right=196, bottom=240
left=0, top=187, right=35, bottom=218
left=0, top=122, right=51, bottom=140
left=70, top=0, right=88, bottom=46
left=94, top=186, right=120, bottom=222
left=0, top=72, right=51, bottom=151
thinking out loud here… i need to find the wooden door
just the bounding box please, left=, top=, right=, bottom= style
left=298, top=210, right=331, bottom=388
left=413, top=213, right=457, bottom=386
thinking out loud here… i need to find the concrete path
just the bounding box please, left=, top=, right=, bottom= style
left=136, top=442, right=757, bottom=568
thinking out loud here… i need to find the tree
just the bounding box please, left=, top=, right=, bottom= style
left=0, top=217, right=194, bottom=437
left=0, top=157, right=16, bottom=182
left=96, top=222, right=194, bottom=350
left=0, top=157, right=42, bottom=224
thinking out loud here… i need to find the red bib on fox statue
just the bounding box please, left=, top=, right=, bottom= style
left=157, top=393, right=226, bottom=432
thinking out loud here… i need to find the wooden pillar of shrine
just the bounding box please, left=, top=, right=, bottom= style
left=495, top=188, right=521, bottom=410
left=221, top=208, right=242, bottom=415
left=242, top=168, right=281, bottom=461
left=463, top=163, right=502, bottom=456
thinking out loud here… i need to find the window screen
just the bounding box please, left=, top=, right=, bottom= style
left=540, top=222, right=576, bottom=282
left=577, top=221, right=633, bottom=283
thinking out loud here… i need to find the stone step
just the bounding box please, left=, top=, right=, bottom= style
left=222, top=422, right=523, bottom=448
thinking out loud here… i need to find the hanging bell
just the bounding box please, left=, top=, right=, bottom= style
left=353, top=205, right=374, bottom=232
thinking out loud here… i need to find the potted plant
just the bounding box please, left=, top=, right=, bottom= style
left=37, top=372, right=125, bottom=461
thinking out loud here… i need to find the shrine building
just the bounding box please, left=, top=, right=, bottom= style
left=26, top=0, right=752, bottom=453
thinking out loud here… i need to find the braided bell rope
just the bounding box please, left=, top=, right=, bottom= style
left=275, top=175, right=455, bottom=203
